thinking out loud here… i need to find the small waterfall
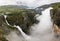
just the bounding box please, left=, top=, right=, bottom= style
left=4, top=15, right=10, bottom=25
left=14, top=25, right=31, bottom=40
left=3, top=15, right=31, bottom=41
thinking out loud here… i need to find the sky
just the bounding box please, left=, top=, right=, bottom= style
left=0, top=0, right=60, bottom=8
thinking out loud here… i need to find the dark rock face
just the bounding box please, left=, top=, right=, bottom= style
left=4, top=11, right=38, bottom=34
left=0, top=15, right=5, bottom=26
left=51, top=8, right=60, bottom=27
left=51, top=8, right=60, bottom=36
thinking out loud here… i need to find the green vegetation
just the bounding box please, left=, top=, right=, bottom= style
left=0, top=5, right=38, bottom=41
left=51, top=3, right=60, bottom=27
left=51, top=3, right=60, bottom=19
left=5, top=9, right=38, bottom=34
left=52, top=3, right=60, bottom=9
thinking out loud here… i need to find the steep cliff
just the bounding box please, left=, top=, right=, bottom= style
left=51, top=3, right=60, bottom=36
left=0, top=5, right=38, bottom=41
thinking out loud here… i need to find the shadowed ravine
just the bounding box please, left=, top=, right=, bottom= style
left=3, top=7, right=60, bottom=41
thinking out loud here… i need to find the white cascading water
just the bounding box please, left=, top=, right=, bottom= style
left=4, top=15, right=10, bottom=25
left=4, top=7, right=55, bottom=41
left=14, top=26, right=31, bottom=40
left=29, top=7, right=54, bottom=41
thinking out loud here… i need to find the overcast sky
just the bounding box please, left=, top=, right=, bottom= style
left=0, top=0, right=60, bottom=8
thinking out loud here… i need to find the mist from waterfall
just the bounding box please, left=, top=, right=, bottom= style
left=4, top=7, right=55, bottom=41
left=29, top=7, right=54, bottom=41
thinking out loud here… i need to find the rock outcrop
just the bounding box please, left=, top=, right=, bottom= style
left=51, top=3, right=60, bottom=36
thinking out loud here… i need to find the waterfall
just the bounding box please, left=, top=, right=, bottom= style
left=29, top=7, right=54, bottom=41
left=3, top=15, right=31, bottom=41
left=31, top=7, right=53, bottom=34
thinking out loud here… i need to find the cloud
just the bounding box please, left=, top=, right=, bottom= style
left=0, top=0, right=60, bottom=8
left=29, top=0, right=60, bottom=8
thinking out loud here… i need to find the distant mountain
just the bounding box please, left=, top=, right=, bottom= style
left=35, top=2, right=60, bottom=14
left=0, top=5, right=29, bottom=9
